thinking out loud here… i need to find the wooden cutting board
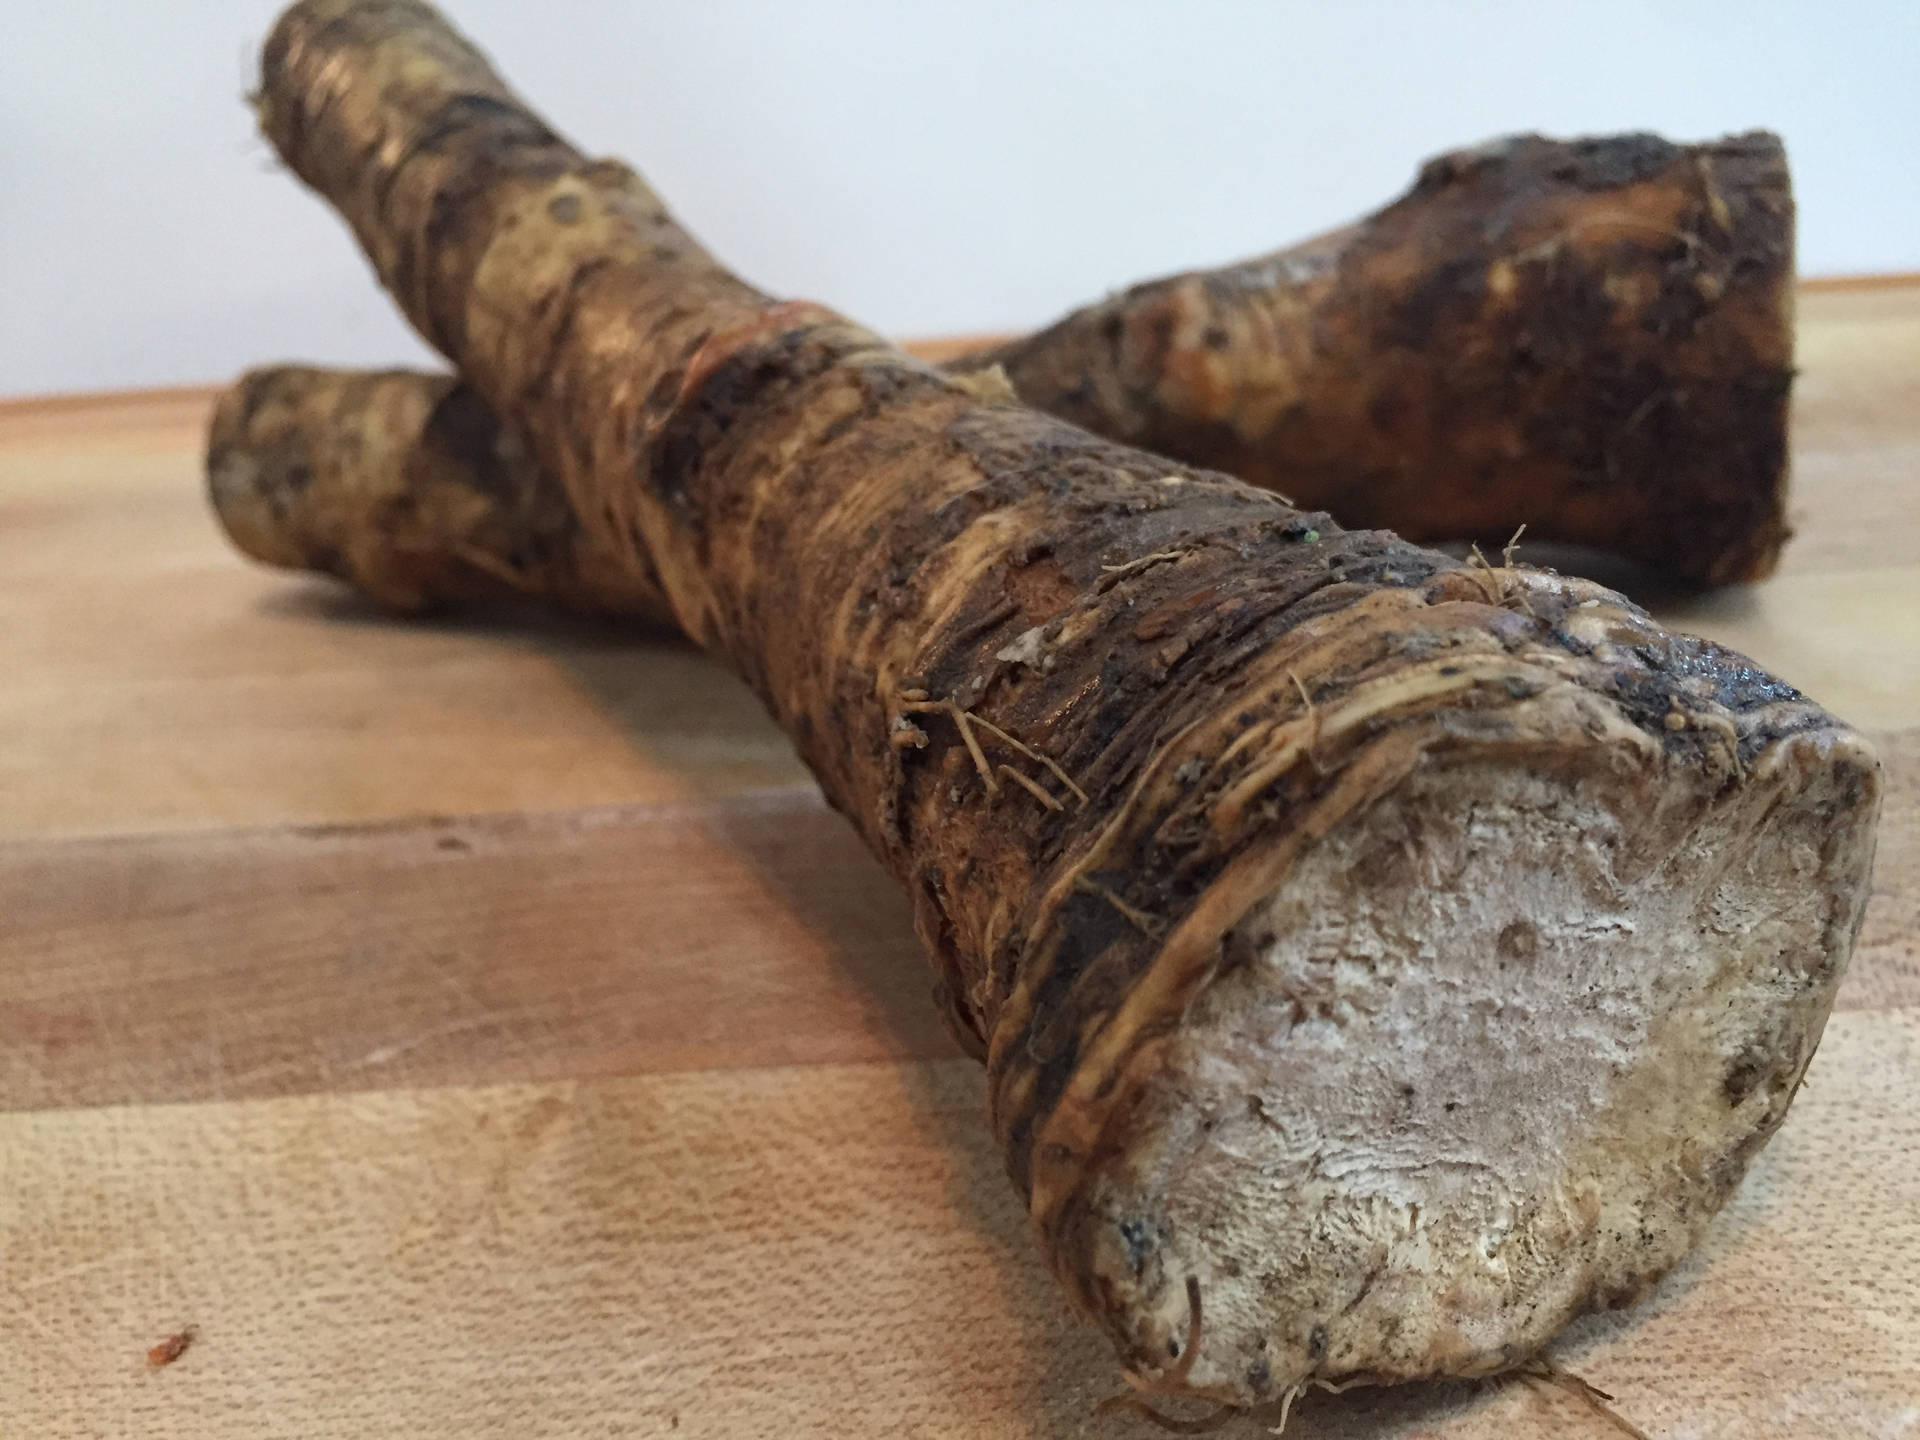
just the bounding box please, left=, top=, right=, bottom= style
left=3, top=290, right=1916, bottom=1438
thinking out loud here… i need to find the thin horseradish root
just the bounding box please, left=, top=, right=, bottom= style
left=212, top=131, right=1793, bottom=599
left=244, top=0, right=1878, bottom=1407
left=207, top=365, right=671, bottom=619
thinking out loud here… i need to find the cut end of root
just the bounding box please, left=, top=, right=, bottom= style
left=1061, top=719, right=1879, bottom=1405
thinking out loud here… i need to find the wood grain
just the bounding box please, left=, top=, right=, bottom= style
left=0, top=492, right=809, bottom=836
left=3, top=287, right=1918, bottom=1437
left=2, top=1015, right=1914, bottom=1439
left=0, top=792, right=951, bottom=1111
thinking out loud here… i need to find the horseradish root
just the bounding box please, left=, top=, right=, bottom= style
left=207, top=365, right=669, bottom=618
left=958, top=130, right=1797, bottom=587
left=246, top=0, right=1877, bottom=1406
left=212, top=130, right=1792, bottom=603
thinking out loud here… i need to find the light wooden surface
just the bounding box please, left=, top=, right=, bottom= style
left=3, top=291, right=1917, bottom=1437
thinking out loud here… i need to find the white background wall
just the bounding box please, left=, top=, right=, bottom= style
left=2, top=1, right=1916, bottom=399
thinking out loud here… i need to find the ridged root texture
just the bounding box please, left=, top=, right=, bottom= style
left=249, top=0, right=1878, bottom=1406
left=961, top=130, right=1797, bottom=586
left=209, top=126, right=1794, bottom=608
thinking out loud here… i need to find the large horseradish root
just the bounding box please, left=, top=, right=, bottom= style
left=232, top=0, right=1877, bottom=1405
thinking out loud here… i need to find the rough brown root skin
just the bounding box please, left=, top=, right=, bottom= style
left=253, top=0, right=1876, bottom=1407
left=957, top=131, right=1797, bottom=587
left=207, top=365, right=670, bottom=619
left=211, top=130, right=1791, bottom=605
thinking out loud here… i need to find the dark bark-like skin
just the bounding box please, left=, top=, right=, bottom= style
left=207, top=365, right=669, bottom=618
left=958, top=131, right=1796, bottom=587
left=249, top=0, right=1876, bottom=1405
left=211, top=130, right=1791, bottom=603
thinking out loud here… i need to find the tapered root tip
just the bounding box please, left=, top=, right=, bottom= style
left=205, top=375, right=309, bottom=569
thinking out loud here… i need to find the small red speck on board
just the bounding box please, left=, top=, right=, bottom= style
left=146, top=1326, right=196, bottom=1368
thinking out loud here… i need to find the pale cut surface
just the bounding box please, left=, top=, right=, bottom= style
left=1083, top=729, right=1880, bottom=1405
